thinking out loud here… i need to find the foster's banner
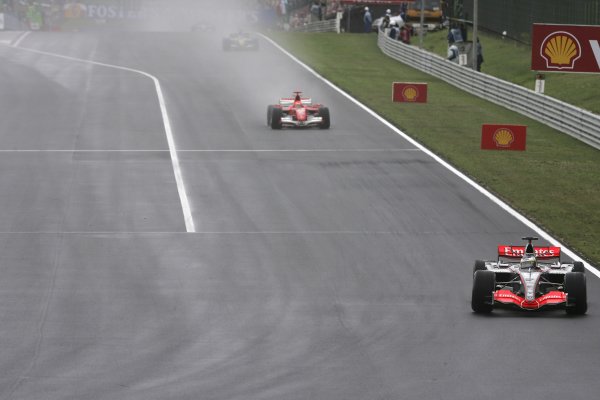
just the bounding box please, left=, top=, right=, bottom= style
left=392, top=82, right=427, bottom=103
left=481, top=124, right=527, bottom=151
left=531, top=24, right=600, bottom=73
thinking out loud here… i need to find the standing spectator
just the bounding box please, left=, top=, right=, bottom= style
left=476, top=38, right=484, bottom=71
left=388, top=22, right=399, bottom=39
left=448, top=23, right=463, bottom=43
left=310, top=1, right=320, bottom=22
left=363, top=6, right=372, bottom=33
left=399, top=25, right=411, bottom=44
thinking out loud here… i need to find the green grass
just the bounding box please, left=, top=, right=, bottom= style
left=269, top=32, right=600, bottom=266
left=420, top=30, right=600, bottom=114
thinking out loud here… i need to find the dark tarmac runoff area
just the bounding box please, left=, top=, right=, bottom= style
left=0, top=28, right=599, bottom=400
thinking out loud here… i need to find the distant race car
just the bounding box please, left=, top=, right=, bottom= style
left=471, top=237, right=587, bottom=314
left=222, top=31, right=259, bottom=51
left=267, top=91, right=330, bottom=130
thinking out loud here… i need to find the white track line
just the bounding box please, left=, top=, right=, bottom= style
left=11, top=31, right=31, bottom=47
left=6, top=38, right=196, bottom=233
left=0, top=148, right=420, bottom=153
left=261, top=34, right=600, bottom=277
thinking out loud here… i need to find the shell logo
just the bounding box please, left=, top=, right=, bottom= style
left=540, top=31, right=582, bottom=69
left=402, top=86, right=419, bottom=102
left=493, top=128, right=515, bottom=147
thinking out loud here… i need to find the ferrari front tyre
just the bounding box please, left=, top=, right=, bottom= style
left=572, top=261, right=585, bottom=273
left=319, top=107, right=330, bottom=129
left=471, top=270, right=495, bottom=313
left=271, top=107, right=282, bottom=130
left=267, top=105, right=274, bottom=127
left=473, top=260, right=486, bottom=276
left=565, top=272, right=587, bottom=315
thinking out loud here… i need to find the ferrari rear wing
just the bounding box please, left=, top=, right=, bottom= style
left=279, top=98, right=312, bottom=106
left=498, top=245, right=561, bottom=261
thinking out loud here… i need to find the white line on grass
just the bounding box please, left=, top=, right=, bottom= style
left=5, top=37, right=196, bottom=233
left=260, top=34, right=600, bottom=277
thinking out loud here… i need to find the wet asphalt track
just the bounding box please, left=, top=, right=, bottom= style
left=0, top=30, right=599, bottom=400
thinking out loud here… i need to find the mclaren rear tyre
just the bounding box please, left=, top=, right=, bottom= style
left=319, top=107, right=330, bottom=129
left=267, top=105, right=274, bottom=127
left=565, top=272, right=587, bottom=315
left=471, top=270, right=495, bottom=313
left=473, top=260, right=486, bottom=276
left=572, top=261, right=585, bottom=273
left=271, top=107, right=282, bottom=130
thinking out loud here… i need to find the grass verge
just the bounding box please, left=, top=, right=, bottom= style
left=420, top=29, right=600, bottom=114
left=269, top=32, right=600, bottom=267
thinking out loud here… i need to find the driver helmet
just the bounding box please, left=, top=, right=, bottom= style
left=364, top=7, right=369, bottom=11
left=386, top=9, right=391, bottom=15
left=521, top=255, right=537, bottom=269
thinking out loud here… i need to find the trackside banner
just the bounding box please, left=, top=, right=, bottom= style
left=481, top=124, right=526, bottom=151
left=392, top=82, right=427, bottom=103
left=531, top=24, right=600, bottom=73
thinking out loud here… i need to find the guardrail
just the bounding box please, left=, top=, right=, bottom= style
left=377, top=33, right=600, bottom=151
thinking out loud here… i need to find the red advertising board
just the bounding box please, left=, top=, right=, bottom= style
left=481, top=124, right=527, bottom=151
left=392, top=82, right=427, bottom=103
left=531, top=24, right=600, bottom=73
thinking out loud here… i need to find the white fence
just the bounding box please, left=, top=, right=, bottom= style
left=378, top=33, right=600, bottom=150
left=294, top=15, right=340, bottom=33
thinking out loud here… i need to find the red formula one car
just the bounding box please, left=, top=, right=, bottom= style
left=267, top=92, right=330, bottom=130
left=471, top=237, right=587, bottom=314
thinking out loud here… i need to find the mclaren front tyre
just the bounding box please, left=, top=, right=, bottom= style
left=565, top=272, right=587, bottom=315
left=471, top=270, right=495, bottom=314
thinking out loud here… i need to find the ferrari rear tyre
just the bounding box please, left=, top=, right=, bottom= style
left=473, top=260, right=486, bottom=276
left=319, top=107, right=330, bottom=129
left=572, top=261, right=585, bottom=273
left=472, top=270, right=495, bottom=313
left=565, top=272, right=587, bottom=315
left=267, top=105, right=274, bottom=127
left=271, top=107, right=282, bottom=130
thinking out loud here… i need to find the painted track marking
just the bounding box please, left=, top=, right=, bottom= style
left=260, top=34, right=600, bottom=278
left=3, top=33, right=196, bottom=233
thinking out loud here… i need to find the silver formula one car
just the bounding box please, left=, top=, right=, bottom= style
left=267, top=91, right=330, bottom=130
left=471, top=237, right=587, bottom=314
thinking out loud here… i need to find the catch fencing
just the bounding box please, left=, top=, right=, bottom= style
left=377, top=33, right=600, bottom=150
left=294, top=16, right=340, bottom=33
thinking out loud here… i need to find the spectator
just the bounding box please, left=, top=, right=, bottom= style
left=389, top=22, right=399, bottom=39
left=399, top=25, right=410, bottom=44
left=447, top=42, right=459, bottom=63
left=476, top=38, right=484, bottom=71
left=363, top=6, right=372, bottom=33
left=381, top=14, right=390, bottom=30
left=448, top=23, right=463, bottom=43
